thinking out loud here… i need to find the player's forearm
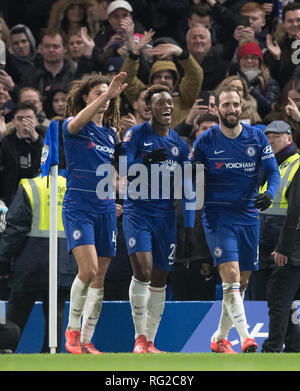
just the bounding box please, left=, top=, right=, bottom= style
left=67, top=93, right=111, bottom=134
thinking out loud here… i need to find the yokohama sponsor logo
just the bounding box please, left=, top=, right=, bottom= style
left=225, top=162, right=256, bottom=169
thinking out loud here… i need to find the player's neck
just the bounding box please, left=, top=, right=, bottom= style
left=219, top=122, right=243, bottom=139
left=92, top=113, right=104, bottom=127
left=150, top=121, right=170, bottom=137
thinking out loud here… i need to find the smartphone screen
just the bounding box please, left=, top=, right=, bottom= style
left=239, top=15, right=251, bottom=28
left=198, top=91, right=210, bottom=107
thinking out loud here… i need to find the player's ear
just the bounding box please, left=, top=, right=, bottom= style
left=82, top=94, right=88, bottom=103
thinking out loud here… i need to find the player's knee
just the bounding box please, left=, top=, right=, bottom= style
left=79, top=266, right=98, bottom=284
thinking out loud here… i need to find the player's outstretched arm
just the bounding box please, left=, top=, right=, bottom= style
left=67, top=72, right=128, bottom=135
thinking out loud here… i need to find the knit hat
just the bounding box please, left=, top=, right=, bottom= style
left=237, top=42, right=263, bottom=61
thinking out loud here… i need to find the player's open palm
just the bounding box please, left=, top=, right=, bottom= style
left=107, top=72, right=128, bottom=99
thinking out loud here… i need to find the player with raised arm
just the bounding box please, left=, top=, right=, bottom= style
left=62, top=71, right=127, bottom=354
left=190, top=86, right=280, bottom=353
left=120, top=84, right=195, bottom=353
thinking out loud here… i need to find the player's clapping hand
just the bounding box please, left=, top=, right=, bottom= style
left=183, top=227, right=195, bottom=258
left=106, top=72, right=128, bottom=100
left=143, top=148, right=169, bottom=165
left=254, top=192, right=272, bottom=211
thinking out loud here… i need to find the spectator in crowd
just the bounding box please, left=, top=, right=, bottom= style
left=191, top=112, right=219, bottom=141
left=231, top=40, right=280, bottom=118
left=44, top=85, right=68, bottom=120
left=0, top=170, right=78, bottom=353
left=265, top=2, right=300, bottom=89
left=9, top=25, right=38, bottom=74
left=47, top=0, right=91, bottom=37
left=66, top=32, right=86, bottom=73
left=187, top=4, right=220, bottom=48
left=204, top=0, right=250, bottom=48
left=4, top=87, right=50, bottom=138
left=174, top=92, right=217, bottom=139
left=119, top=88, right=150, bottom=139
left=240, top=2, right=269, bottom=50
left=0, top=102, right=44, bottom=206
left=263, top=79, right=300, bottom=148
left=19, top=29, right=74, bottom=99
left=76, top=0, right=145, bottom=79
left=215, top=75, right=261, bottom=124
left=185, top=23, right=229, bottom=91
left=87, top=0, right=109, bottom=39
left=121, top=29, right=203, bottom=128
left=248, top=120, right=300, bottom=353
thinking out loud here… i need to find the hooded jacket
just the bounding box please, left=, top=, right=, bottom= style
left=47, top=0, right=90, bottom=36
left=10, top=24, right=37, bottom=73
left=121, top=51, right=203, bottom=128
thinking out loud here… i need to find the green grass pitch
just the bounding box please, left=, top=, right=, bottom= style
left=0, top=353, right=300, bottom=371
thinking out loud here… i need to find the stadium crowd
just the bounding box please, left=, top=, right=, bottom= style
left=0, top=0, right=299, bottom=354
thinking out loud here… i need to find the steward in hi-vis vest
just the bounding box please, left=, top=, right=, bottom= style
left=0, top=174, right=77, bottom=353
left=251, top=120, right=300, bottom=353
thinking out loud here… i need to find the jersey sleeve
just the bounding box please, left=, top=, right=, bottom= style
left=62, top=116, right=75, bottom=138
left=120, top=128, right=144, bottom=174
left=260, top=131, right=281, bottom=198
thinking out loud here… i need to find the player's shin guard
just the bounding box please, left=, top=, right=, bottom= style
left=129, top=277, right=150, bottom=339
left=67, top=275, right=89, bottom=330
left=222, top=282, right=249, bottom=344
left=80, top=287, right=104, bottom=344
left=145, top=285, right=166, bottom=343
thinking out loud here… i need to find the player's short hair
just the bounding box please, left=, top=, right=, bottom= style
left=215, top=86, right=241, bottom=107
left=144, top=84, right=172, bottom=106
left=188, top=4, right=213, bottom=20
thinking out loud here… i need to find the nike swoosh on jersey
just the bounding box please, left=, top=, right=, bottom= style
left=214, top=150, right=225, bottom=154
left=144, top=142, right=153, bottom=146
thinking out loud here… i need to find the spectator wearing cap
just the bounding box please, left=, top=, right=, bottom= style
left=229, top=39, right=279, bottom=119
left=248, top=120, right=300, bottom=352
left=75, top=0, right=145, bottom=79
left=120, top=27, right=203, bottom=128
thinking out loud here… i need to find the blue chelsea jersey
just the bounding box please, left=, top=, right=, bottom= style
left=120, top=122, right=192, bottom=217
left=190, top=124, right=280, bottom=224
left=62, top=117, right=117, bottom=212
